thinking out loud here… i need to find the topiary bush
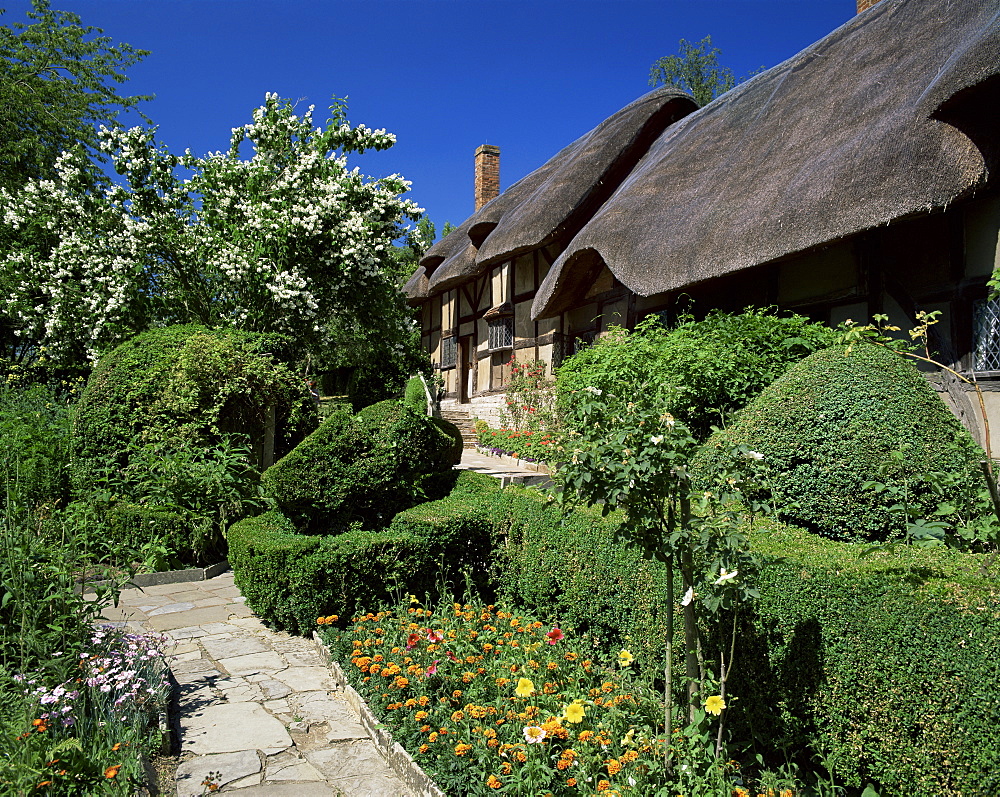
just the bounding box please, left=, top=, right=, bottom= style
left=229, top=470, right=498, bottom=634
left=261, top=399, right=460, bottom=533
left=556, top=309, right=837, bottom=439
left=72, top=325, right=315, bottom=492
left=403, top=375, right=428, bottom=414
left=696, top=342, right=983, bottom=541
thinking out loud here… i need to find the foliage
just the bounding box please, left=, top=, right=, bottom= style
left=389, top=214, right=438, bottom=286
left=228, top=471, right=497, bottom=635
left=261, top=400, right=459, bottom=533
left=430, top=417, right=465, bottom=467
left=0, top=379, right=73, bottom=512
left=92, top=434, right=265, bottom=564
left=0, top=0, right=150, bottom=192
left=556, top=310, right=837, bottom=441
left=72, top=325, right=313, bottom=490
left=0, top=93, right=422, bottom=368
left=320, top=594, right=741, bottom=796
left=735, top=518, right=1000, bottom=797
left=403, top=375, right=429, bottom=414
left=648, top=35, right=763, bottom=107
left=698, top=342, right=983, bottom=541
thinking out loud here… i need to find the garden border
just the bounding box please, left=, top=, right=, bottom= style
left=312, top=631, right=445, bottom=797
left=473, top=444, right=552, bottom=474
left=79, top=560, right=230, bottom=592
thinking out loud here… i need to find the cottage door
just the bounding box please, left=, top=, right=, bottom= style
left=459, top=335, right=474, bottom=403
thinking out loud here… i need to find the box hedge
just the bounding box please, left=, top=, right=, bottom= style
left=228, top=470, right=499, bottom=635
left=261, top=400, right=460, bottom=533
left=488, top=484, right=1000, bottom=796
left=696, top=342, right=982, bottom=541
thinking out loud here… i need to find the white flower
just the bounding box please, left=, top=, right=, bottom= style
left=650, top=435, right=664, bottom=445
left=743, top=450, right=764, bottom=460
left=584, top=386, right=603, bottom=395
left=523, top=725, right=546, bottom=744
left=681, top=587, right=695, bottom=606
left=714, top=568, right=738, bottom=585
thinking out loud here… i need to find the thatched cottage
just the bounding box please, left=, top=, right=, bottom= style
left=404, top=0, right=1000, bottom=444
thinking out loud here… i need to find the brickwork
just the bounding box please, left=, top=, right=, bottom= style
left=474, top=144, right=500, bottom=210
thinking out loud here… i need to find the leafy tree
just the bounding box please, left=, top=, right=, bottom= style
left=648, top=35, right=744, bottom=107
left=0, top=94, right=424, bottom=376
left=0, top=0, right=150, bottom=191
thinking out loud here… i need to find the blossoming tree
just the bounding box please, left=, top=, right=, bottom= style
left=0, top=93, right=423, bottom=372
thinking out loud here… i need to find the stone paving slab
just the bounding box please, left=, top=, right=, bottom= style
left=101, top=571, right=411, bottom=797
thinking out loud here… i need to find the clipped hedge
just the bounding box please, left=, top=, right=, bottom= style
left=488, top=483, right=1000, bottom=796
left=229, top=470, right=499, bottom=635
left=261, top=400, right=459, bottom=533
left=697, top=342, right=982, bottom=541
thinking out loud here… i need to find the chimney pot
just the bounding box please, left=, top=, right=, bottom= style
left=474, top=144, right=500, bottom=210
left=856, top=0, right=882, bottom=13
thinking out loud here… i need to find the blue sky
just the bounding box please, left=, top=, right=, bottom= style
left=4, top=0, right=856, bottom=239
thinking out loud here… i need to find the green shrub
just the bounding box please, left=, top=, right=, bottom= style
left=262, top=400, right=459, bottom=533
left=430, top=416, right=464, bottom=465
left=733, top=521, right=1000, bottom=796
left=229, top=471, right=496, bottom=634
left=403, top=375, right=428, bottom=414
left=72, top=325, right=315, bottom=492
left=488, top=483, right=1000, bottom=795
left=0, top=381, right=72, bottom=511
left=697, top=343, right=982, bottom=541
left=556, top=309, right=837, bottom=439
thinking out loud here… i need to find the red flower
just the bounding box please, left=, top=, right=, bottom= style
left=427, top=630, right=444, bottom=643
left=406, top=633, right=421, bottom=650
left=546, top=627, right=565, bottom=645
left=446, top=650, right=459, bottom=662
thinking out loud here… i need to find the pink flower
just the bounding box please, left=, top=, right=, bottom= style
left=425, top=660, right=439, bottom=676
left=426, top=630, right=443, bottom=643
left=545, top=627, right=565, bottom=645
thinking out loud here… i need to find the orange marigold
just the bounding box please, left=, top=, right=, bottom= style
left=104, top=765, right=122, bottom=779
left=607, top=759, right=622, bottom=776
left=454, top=743, right=473, bottom=756
left=487, top=775, right=502, bottom=789
left=597, top=781, right=611, bottom=792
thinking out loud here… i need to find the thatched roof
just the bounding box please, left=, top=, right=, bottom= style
left=402, top=266, right=428, bottom=306
left=413, top=87, right=697, bottom=298
left=532, top=0, right=1000, bottom=319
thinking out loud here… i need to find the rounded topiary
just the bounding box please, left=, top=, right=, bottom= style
left=72, top=325, right=315, bottom=491
left=698, top=342, right=982, bottom=541
left=430, top=417, right=464, bottom=466
left=261, top=400, right=458, bottom=533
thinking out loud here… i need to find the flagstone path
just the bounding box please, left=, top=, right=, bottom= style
left=98, top=572, right=410, bottom=796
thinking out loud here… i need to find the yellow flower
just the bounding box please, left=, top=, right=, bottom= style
left=618, top=649, right=634, bottom=667
left=563, top=701, right=586, bottom=724
left=515, top=677, right=535, bottom=698
left=704, top=694, right=726, bottom=715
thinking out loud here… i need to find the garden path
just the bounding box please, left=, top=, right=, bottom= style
left=97, top=573, right=410, bottom=796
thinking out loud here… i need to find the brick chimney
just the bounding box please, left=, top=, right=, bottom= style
left=474, top=144, right=500, bottom=210
left=856, top=0, right=882, bottom=12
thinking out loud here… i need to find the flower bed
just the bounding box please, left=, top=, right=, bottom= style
left=476, top=426, right=556, bottom=464
left=2, top=626, right=169, bottom=795
left=319, top=596, right=747, bottom=796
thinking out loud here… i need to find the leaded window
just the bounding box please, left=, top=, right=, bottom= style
left=973, top=298, right=1000, bottom=372
left=440, top=335, right=457, bottom=369
left=488, top=317, right=513, bottom=351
